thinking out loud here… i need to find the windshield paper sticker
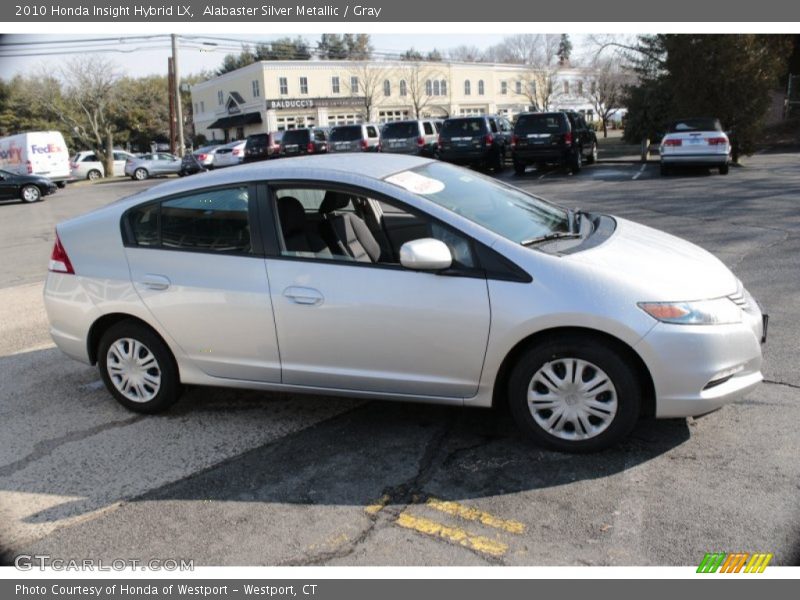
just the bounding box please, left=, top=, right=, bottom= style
left=385, top=171, right=445, bottom=195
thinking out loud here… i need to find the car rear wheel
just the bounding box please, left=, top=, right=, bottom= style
left=133, top=168, right=149, bottom=181
left=719, top=164, right=729, bottom=175
left=660, top=163, right=670, bottom=176
left=570, top=149, right=582, bottom=174
left=508, top=335, right=641, bottom=452
left=87, top=169, right=102, bottom=181
left=98, top=320, right=181, bottom=413
left=20, top=185, right=41, bottom=203
left=513, top=161, right=527, bottom=176
left=586, top=142, right=598, bottom=164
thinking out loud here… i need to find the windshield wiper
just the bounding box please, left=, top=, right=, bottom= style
left=521, top=231, right=583, bottom=247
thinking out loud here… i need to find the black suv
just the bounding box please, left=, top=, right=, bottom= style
left=243, top=131, right=283, bottom=163
left=511, top=111, right=598, bottom=175
left=279, top=128, right=329, bottom=157
left=437, top=115, right=513, bottom=171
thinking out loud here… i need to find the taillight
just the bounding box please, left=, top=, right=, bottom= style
left=49, top=232, right=74, bottom=274
left=197, top=153, right=208, bottom=161
left=511, top=135, right=519, bottom=148
left=70, top=162, right=77, bottom=169
left=484, top=134, right=494, bottom=145
left=416, top=136, right=425, bottom=147
left=26, top=160, right=32, bottom=174
left=307, top=142, right=315, bottom=153
left=563, top=132, right=573, bottom=146
left=437, top=135, right=443, bottom=148
left=233, top=148, right=241, bottom=156
left=707, top=137, right=727, bottom=145
left=663, top=139, right=682, bottom=147
left=360, top=139, right=368, bottom=150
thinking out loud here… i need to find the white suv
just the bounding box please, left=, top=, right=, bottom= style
left=70, top=150, right=136, bottom=181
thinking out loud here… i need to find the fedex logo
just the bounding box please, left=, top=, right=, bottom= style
left=31, top=143, right=64, bottom=155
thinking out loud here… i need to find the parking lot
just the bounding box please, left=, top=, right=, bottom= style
left=1, top=151, right=799, bottom=566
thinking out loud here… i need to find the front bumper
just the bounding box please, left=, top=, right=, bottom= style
left=635, top=303, right=765, bottom=418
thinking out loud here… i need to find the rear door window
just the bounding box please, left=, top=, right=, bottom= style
left=440, top=118, right=485, bottom=138
left=366, top=126, right=379, bottom=138
left=515, top=115, right=568, bottom=135
left=423, top=122, right=434, bottom=135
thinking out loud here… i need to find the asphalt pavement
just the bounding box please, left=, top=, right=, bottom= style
left=1, top=154, right=798, bottom=566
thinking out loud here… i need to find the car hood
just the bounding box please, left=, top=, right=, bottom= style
left=569, top=217, right=737, bottom=301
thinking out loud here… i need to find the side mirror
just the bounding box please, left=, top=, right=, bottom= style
left=399, top=238, right=452, bottom=271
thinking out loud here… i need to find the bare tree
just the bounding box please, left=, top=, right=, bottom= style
left=486, top=35, right=562, bottom=111
left=447, top=45, right=485, bottom=63
left=36, top=56, right=122, bottom=176
left=397, top=62, right=446, bottom=119
left=582, top=60, right=632, bottom=137
left=348, top=62, right=389, bottom=121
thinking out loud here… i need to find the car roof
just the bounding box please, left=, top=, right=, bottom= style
left=112, top=154, right=435, bottom=208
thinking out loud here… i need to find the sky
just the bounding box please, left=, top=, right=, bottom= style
left=0, top=34, right=593, bottom=80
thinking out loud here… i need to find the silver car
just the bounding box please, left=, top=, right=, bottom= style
left=659, top=118, right=731, bottom=176
left=124, top=153, right=183, bottom=180
left=71, top=150, right=136, bottom=180
left=44, top=154, right=766, bottom=452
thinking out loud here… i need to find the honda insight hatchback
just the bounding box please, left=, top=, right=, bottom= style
left=44, top=154, right=767, bottom=452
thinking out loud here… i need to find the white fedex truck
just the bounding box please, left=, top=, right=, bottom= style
left=0, top=131, right=72, bottom=186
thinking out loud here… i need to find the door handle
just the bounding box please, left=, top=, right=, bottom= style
left=141, top=274, right=171, bottom=291
left=283, top=286, right=323, bottom=306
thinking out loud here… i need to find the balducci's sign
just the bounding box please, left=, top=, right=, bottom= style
left=268, top=97, right=364, bottom=110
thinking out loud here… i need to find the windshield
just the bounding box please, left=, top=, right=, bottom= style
left=669, top=118, right=722, bottom=132
left=382, top=122, right=418, bottom=139
left=384, top=162, right=568, bottom=243
left=330, top=126, right=362, bottom=142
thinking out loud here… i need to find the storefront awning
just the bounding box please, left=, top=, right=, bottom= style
left=207, top=112, right=262, bottom=129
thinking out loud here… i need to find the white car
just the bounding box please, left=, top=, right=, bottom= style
left=44, top=154, right=767, bottom=452
left=70, top=150, right=136, bottom=181
left=659, top=118, right=731, bottom=176
left=212, top=141, right=246, bottom=168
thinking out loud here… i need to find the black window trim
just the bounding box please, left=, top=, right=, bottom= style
left=120, top=182, right=265, bottom=258
left=262, top=179, right=531, bottom=283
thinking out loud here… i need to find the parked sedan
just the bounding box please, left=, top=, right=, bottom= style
left=44, top=154, right=766, bottom=452
left=0, top=168, right=57, bottom=203
left=192, top=145, right=222, bottom=170
left=213, top=141, right=246, bottom=168
left=659, top=118, right=731, bottom=175
left=70, top=150, right=136, bottom=180
left=124, top=153, right=183, bottom=180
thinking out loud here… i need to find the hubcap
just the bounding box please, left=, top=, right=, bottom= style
left=22, top=187, right=38, bottom=201
left=527, top=358, right=617, bottom=441
left=106, top=338, right=161, bottom=403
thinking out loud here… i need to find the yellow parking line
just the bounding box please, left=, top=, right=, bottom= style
left=425, top=497, right=526, bottom=534
left=364, top=493, right=391, bottom=515
left=396, top=512, right=508, bottom=557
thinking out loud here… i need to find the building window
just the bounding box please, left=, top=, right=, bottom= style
left=459, top=107, right=485, bottom=116
left=515, top=80, right=522, bottom=94
left=478, top=80, right=485, bottom=95
left=464, top=80, right=471, bottom=96
left=299, top=77, right=308, bottom=95
left=425, top=80, right=433, bottom=96
left=500, top=81, right=508, bottom=95
left=590, top=81, right=597, bottom=95
left=252, top=80, right=260, bottom=98
left=433, top=80, right=440, bottom=96
left=383, top=79, right=391, bottom=97
left=440, top=80, right=447, bottom=96
left=194, top=103, right=198, bottom=114
left=529, top=80, right=536, bottom=95
left=577, top=81, right=583, bottom=95
left=277, top=116, right=316, bottom=131
left=332, top=76, right=340, bottom=94
left=563, top=81, right=570, bottom=95
left=328, top=113, right=362, bottom=126
left=217, top=90, right=223, bottom=105
left=399, top=80, right=407, bottom=97
left=200, top=101, right=205, bottom=113
left=350, top=76, right=359, bottom=95
left=279, top=77, right=288, bottom=95
left=378, top=110, right=409, bottom=123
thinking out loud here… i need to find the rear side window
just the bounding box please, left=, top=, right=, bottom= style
left=313, top=129, right=327, bottom=141
left=515, top=114, right=568, bottom=135
left=366, top=126, right=378, bottom=138
left=82, top=154, right=98, bottom=162
left=423, top=122, right=434, bottom=135
left=441, top=118, right=486, bottom=137
left=127, top=186, right=252, bottom=254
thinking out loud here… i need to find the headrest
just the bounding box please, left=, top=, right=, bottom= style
left=319, top=190, right=350, bottom=214
left=277, top=196, right=305, bottom=235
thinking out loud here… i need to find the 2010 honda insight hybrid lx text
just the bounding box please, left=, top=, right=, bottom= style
left=44, top=154, right=767, bottom=452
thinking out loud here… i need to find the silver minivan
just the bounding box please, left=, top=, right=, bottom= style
left=44, top=154, right=766, bottom=453
left=381, top=119, right=441, bottom=157
left=328, top=124, right=381, bottom=153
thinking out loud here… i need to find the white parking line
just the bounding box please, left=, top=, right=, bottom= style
left=632, top=164, right=648, bottom=180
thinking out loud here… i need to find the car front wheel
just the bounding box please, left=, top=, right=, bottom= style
left=20, top=185, right=42, bottom=203
left=508, top=335, right=641, bottom=452
left=98, top=320, right=181, bottom=413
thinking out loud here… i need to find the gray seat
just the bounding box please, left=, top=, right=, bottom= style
left=278, top=196, right=332, bottom=257
left=318, top=191, right=383, bottom=263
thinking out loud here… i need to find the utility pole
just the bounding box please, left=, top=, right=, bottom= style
left=171, top=34, right=185, bottom=156
left=167, top=57, right=176, bottom=154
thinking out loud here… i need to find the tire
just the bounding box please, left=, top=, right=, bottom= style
left=586, top=142, right=598, bottom=164
left=719, top=164, right=729, bottom=175
left=87, top=169, right=102, bottom=181
left=20, top=184, right=41, bottom=203
left=133, top=168, right=148, bottom=181
left=56, top=181, right=66, bottom=189
left=492, top=149, right=505, bottom=173
left=513, top=161, right=527, bottom=176
left=570, top=148, right=582, bottom=174
left=97, top=320, right=181, bottom=414
left=660, top=163, right=670, bottom=176
left=507, top=334, right=641, bottom=453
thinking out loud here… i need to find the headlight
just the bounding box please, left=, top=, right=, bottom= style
left=638, top=298, right=742, bottom=325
